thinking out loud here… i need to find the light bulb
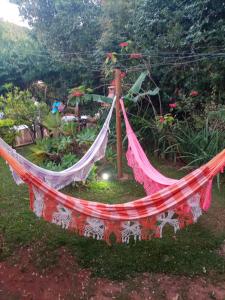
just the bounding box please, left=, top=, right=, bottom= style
left=102, top=173, right=110, bottom=180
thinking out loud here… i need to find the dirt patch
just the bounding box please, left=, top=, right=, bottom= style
left=200, top=200, right=225, bottom=235
left=0, top=247, right=225, bottom=300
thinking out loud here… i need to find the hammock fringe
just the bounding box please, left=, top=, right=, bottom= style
left=0, top=98, right=225, bottom=243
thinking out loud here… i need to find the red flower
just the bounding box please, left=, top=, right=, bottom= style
left=130, top=53, right=143, bottom=59
left=107, top=53, right=113, bottom=59
left=119, top=42, right=129, bottom=48
left=159, top=117, right=165, bottom=123
left=120, top=72, right=126, bottom=78
left=190, top=90, right=199, bottom=97
left=169, top=103, right=177, bottom=108
left=72, top=91, right=84, bottom=97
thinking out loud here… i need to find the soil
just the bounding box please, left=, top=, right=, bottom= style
left=0, top=248, right=225, bottom=300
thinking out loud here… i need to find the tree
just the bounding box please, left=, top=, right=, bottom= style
left=0, top=87, right=49, bottom=140
left=0, top=20, right=56, bottom=92
left=11, top=0, right=225, bottom=105
left=12, top=0, right=102, bottom=90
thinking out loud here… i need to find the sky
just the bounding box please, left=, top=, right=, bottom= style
left=0, top=0, right=29, bottom=27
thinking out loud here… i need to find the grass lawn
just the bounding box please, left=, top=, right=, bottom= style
left=0, top=146, right=225, bottom=281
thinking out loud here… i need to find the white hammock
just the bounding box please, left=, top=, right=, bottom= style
left=0, top=96, right=116, bottom=190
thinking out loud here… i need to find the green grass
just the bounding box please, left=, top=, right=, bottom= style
left=0, top=146, right=225, bottom=280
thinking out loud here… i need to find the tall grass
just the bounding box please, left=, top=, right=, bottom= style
left=154, top=119, right=225, bottom=169
left=174, top=120, right=225, bottom=168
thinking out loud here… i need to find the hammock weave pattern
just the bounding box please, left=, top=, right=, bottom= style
left=0, top=96, right=116, bottom=190
left=0, top=137, right=224, bottom=243
left=120, top=99, right=215, bottom=212
left=120, top=99, right=178, bottom=195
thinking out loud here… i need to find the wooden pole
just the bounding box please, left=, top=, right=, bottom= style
left=115, top=68, right=123, bottom=179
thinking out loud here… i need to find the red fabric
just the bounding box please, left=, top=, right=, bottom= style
left=0, top=137, right=224, bottom=243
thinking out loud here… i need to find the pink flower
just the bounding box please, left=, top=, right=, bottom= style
left=130, top=53, right=142, bottom=59
left=169, top=103, right=177, bottom=108
left=159, top=117, right=165, bottom=123
left=119, top=42, right=129, bottom=48
left=120, top=72, right=126, bottom=78
left=190, top=90, right=199, bottom=97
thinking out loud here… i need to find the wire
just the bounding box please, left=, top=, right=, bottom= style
left=3, top=43, right=225, bottom=76
left=6, top=43, right=225, bottom=59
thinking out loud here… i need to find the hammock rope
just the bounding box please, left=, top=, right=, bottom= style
left=0, top=96, right=116, bottom=190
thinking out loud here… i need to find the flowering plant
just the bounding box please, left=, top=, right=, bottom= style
left=190, top=90, right=199, bottom=97
left=119, top=41, right=129, bottom=48
left=169, top=103, right=177, bottom=109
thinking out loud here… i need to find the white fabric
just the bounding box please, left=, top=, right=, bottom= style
left=1, top=97, right=116, bottom=190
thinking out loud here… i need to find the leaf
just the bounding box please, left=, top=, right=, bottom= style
left=86, top=88, right=94, bottom=93
left=129, top=71, right=148, bottom=94
left=148, top=87, right=160, bottom=95
left=82, top=94, right=113, bottom=104
left=111, top=53, right=117, bottom=63
left=132, top=88, right=160, bottom=102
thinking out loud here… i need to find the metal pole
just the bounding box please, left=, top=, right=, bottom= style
left=115, top=68, right=123, bottom=178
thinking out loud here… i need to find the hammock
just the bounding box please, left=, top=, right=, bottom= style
left=0, top=96, right=116, bottom=190
left=120, top=99, right=216, bottom=211
left=0, top=138, right=224, bottom=243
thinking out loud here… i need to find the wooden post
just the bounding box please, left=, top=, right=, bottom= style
left=115, top=68, right=123, bottom=179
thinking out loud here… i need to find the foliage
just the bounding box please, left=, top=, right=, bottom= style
left=105, top=146, right=117, bottom=166
left=9, top=0, right=225, bottom=104
left=31, top=136, right=73, bottom=163
left=79, top=94, right=113, bottom=105
left=57, top=136, right=72, bottom=152
left=207, top=103, right=225, bottom=131
left=0, top=87, right=49, bottom=141
left=0, top=118, right=17, bottom=145
left=77, top=127, right=97, bottom=147
left=30, top=138, right=54, bottom=163
left=68, top=85, right=92, bottom=106
left=43, top=112, right=62, bottom=137
left=43, top=160, right=62, bottom=171
left=44, top=153, right=78, bottom=171
left=0, top=118, right=15, bottom=127
left=61, top=122, right=77, bottom=138
left=6, top=0, right=225, bottom=167
left=13, top=0, right=102, bottom=90
left=173, top=121, right=225, bottom=167
left=152, top=115, right=225, bottom=172
left=0, top=20, right=54, bottom=91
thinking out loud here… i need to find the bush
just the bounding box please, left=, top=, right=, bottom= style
left=77, top=127, right=97, bottom=147
left=0, top=118, right=16, bottom=145
left=43, top=153, right=78, bottom=171
left=174, top=121, right=225, bottom=167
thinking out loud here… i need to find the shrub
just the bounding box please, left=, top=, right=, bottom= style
left=0, top=118, right=16, bottom=145
left=175, top=121, right=225, bottom=168
left=77, top=127, right=97, bottom=147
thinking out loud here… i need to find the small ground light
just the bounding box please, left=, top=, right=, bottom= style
left=102, top=173, right=110, bottom=180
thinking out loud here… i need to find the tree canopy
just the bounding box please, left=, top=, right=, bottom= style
left=0, top=20, right=57, bottom=92
left=1, top=0, right=224, bottom=104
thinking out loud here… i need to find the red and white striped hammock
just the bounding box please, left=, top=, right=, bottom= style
left=0, top=100, right=224, bottom=243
